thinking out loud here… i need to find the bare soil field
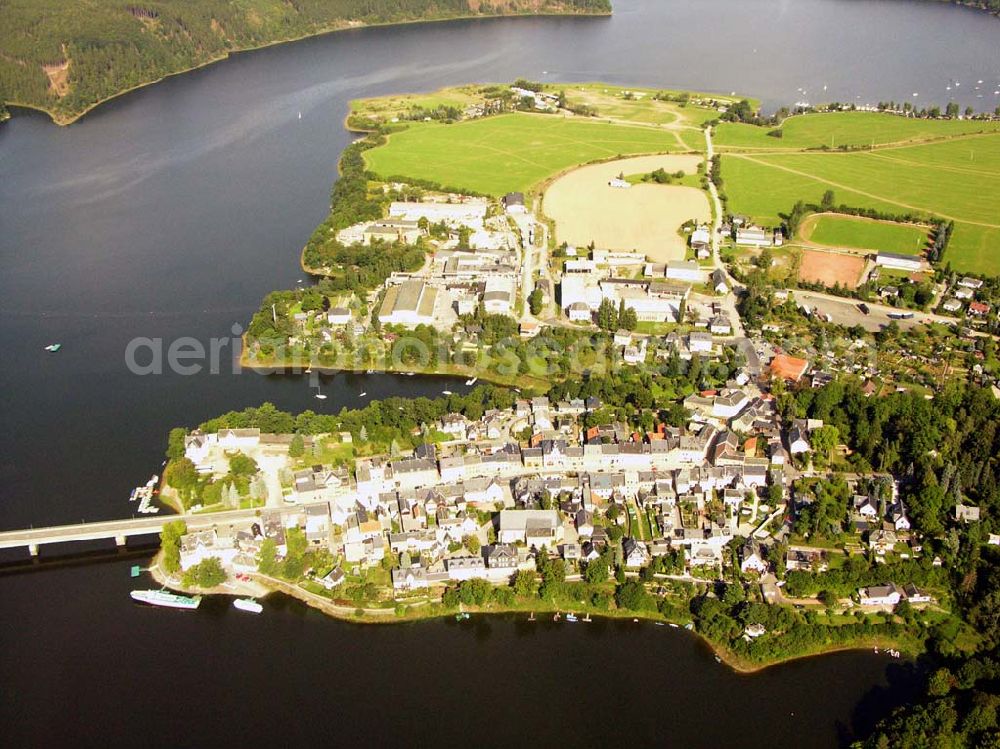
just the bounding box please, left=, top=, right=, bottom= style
left=543, top=155, right=709, bottom=262
left=798, top=249, right=867, bottom=289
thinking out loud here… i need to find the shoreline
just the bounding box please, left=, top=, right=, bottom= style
left=3, top=9, right=611, bottom=128
left=237, top=335, right=554, bottom=392
left=147, top=551, right=915, bottom=674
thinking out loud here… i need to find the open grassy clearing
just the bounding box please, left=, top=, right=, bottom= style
left=721, top=132, right=1000, bottom=274
left=800, top=214, right=929, bottom=255
left=543, top=154, right=709, bottom=261
left=349, top=85, right=486, bottom=119
left=364, top=112, right=681, bottom=196
left=557, top=83, right=745, bottom=128
left=714, top=111, right=1000, bottom=151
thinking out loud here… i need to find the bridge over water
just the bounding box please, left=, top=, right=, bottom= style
left=0, top=502, right=326, bottom=557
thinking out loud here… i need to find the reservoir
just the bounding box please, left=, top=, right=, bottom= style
left=0, top=0, right=993, bottom=743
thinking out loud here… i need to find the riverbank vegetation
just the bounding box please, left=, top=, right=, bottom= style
left=0, top=0, right=611, bottom=124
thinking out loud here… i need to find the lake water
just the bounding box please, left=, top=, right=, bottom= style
left=1, top=0, right=993, bottom=743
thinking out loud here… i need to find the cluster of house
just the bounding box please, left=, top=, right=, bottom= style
left=940, top=276, right=993, bottom=320
left=369, top=198, right=533, bottom=328
left=720, top=216, right=783, bottom=248
left=558, top=248, right=735, bottom=330
left=180, top=370, right=827, bottom=588
left=858, top=582, right=931, bottom=607
left=510, top=86, right=560, bottom=112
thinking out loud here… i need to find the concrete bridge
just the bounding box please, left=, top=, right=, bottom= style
left=0, top=506, right=268, bottom=557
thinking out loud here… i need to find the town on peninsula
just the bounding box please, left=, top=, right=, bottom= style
left=127, top=81, right=1000, bottom=683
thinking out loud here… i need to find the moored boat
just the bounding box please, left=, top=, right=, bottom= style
left=130, top=589, right=201, bottom=610
left=233, top=598, right=263, bottom=614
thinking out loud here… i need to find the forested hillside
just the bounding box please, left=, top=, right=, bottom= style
left=0, top=0, right=610, bottom=124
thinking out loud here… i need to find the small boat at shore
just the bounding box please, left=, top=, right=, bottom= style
left=566, top=613, right=578, bottom=622
left=315, top=393, right=327, bottom=400
left=359, top=392, right=367, bottom=397
left=44, top=343, right=62, bottom=352
left=233, top=598, right=263, bottom=614
left=582, top=613, right=592, bottom=622
left=455, top=612, right=470, bottom=621
left=465, top=377, right=478, bottom=386
left=130, top=589, right=201, bottom=610
left=442, top=390, right=453, bottom=396
left=668, top=623, right=679, bottom=628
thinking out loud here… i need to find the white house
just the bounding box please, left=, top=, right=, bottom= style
left=665, top=260, right=706, bottom=284
left=326, top=308, right=352, bottom=326
left=740, top=540, right=768, bottom=574
left=623, top=537, right=650, bottom=568
left=859, top=584, right=901, bottom=606
left=498, top=510, right=563, bottom=547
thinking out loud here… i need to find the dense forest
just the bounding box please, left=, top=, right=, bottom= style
left=0, top=0, right=611, bottom=123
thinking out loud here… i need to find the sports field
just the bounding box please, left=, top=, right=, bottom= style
left=720, top=130, right=1000, bottom=274
left=714, top=111, right=1000, bottom=151
left=543, top=155, right=709, bottom=261
left=798, top=249, right=867, bottom=289
left=800, top=214, right=929, bottom=255
left=363, top=113, right=679, bottom=196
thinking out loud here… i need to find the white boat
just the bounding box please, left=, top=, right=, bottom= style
left=465, top=377, right=478, bottom=386
left=359, top=392, right=367, bottom=397
left=233, top=598, right=263, bottom=614
left=442, top=390, right=453, bottom=396
left=130, top=589, right=201, bottom=610
left=565, top=613, right=578, bottom=622
left=315, top=393, right=327, bottom=400
left=43, top=343, right=62, bottom=352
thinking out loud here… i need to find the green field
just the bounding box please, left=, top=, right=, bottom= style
left=364, top=113, right=680, bottom=195
left=720, top=129, right=1000, bottom=275
left=714, top=111, right=1000, bottom=151
left=802, top=214, right=929, bottom=255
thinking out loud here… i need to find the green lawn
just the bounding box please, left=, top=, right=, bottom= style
left=714, top=111, right=1000, bottom=151
left=802, top=214, right=929, bottom=255
left=363, top=113, right=679, bottom=195
left=720, top=132, right=1000, bottom=275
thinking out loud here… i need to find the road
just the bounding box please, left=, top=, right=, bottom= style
left=704, top=126, right=747, bottom=339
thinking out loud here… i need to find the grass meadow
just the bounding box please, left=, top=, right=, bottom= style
left=801, top=214, right=929, bottom=255
left=714, top=111, right=1000, bottom=151
left=363, top=112, right=681, bottom=195
left=720, top=130, right=1000, bottom=274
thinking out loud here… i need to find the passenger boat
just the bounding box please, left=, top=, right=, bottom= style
left=233, top=598, right=263, bottom=614
left=130, top=590, right=201, bottom=610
